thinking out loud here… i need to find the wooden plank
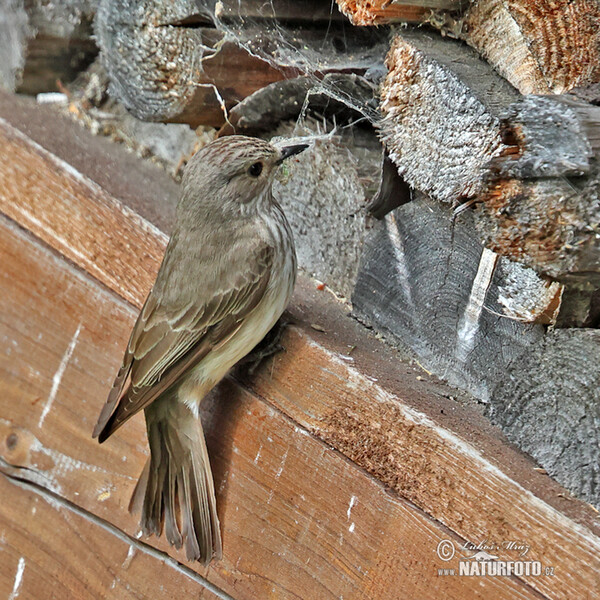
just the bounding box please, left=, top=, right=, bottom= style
left=0, top=476, right=223, bottom=600
left=0, top=116, right=166, bottom=308
left=1, top=100, right=600, bottom=600
left=0, top=217, right=541, bottom=600
left=245, top=318, right=600, bottom=600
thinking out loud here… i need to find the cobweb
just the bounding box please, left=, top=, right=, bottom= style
left=193, top=0, right=390, bottom=129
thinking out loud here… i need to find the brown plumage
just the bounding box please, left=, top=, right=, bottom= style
left=93, top=135, right=307, bottom=564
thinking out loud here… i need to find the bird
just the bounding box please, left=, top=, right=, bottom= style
left=93, top=135, right=308, bottom=564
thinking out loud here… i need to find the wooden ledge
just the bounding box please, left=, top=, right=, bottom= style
left=0, top=93, right=599, bottom=599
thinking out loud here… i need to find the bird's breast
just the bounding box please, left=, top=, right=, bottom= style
left=179, top=208, right=296, bottom=410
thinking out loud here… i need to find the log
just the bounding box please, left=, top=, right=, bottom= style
left=271, top=122, right=377, bottom=300
left=352, top=196, right=600, bottom=507
left=94, top=0, right=289, bottom=127
left=95, top=0, right=388, bottom=127
left=224, top=74, right=378, bottom=135
left=335, top=0, right=466, bottom=25
left=378, top=30, right=600, bottom=281
left=2, top=91, right=600, bottom=599
left=352, top=195, right=546, bottom=401
left=0, top=0, right=97, bottom=94
left=489, top=329, right=600, bottom=507
left=460, top=0, right=600, bottom=94
left=336, top=0, right=600, bottom=95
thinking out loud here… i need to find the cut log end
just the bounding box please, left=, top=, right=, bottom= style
left=461, top=0, right=600, bottom=94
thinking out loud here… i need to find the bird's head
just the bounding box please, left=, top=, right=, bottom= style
left=181, top=135, right=309, bottom=212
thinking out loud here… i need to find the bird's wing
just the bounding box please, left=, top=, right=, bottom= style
left=93, top=241, right=273, bottom=442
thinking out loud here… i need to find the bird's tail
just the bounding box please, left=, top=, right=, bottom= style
left=130, top=396, right=222, bottom=564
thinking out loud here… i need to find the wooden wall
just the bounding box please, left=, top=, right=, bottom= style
left=0, top=92, right=599, bottom=600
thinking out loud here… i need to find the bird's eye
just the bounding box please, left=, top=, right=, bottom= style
left=248, top=162, right=263, bottom=177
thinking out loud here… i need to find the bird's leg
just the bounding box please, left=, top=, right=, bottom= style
left=239, top=316, right=293, bottom=375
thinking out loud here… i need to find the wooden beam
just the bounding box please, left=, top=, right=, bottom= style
left=0, top=92, right=599, bottom=600
left=0, top=215, right=547, bottom=600
left=0, top=476, right=222, bottom=600
left=378, top=30, right=600, bottom=280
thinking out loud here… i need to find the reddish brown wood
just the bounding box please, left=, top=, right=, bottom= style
left=0, top=217, right=541, bottom=600
left=1, top=102, right=599, bottom=599
left=0, top=117, right=165, bottom=308
left=335, top=0, right=464, bottom=25
left=462, top=0, right=600, bottom=94
left=0, top=477, right=221, bottom=600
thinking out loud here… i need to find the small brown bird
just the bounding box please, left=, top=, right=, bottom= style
left=93, top=135, right=307, bottom=564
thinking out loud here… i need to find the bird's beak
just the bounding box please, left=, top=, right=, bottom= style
left=276, top=144, right=309, bottom=164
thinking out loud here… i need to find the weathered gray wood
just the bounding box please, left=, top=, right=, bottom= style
left=271, top=121, right=380, bottom=299
left=0, top=0, right=97, bottom=93
left=96, top=0, right=387, bottom=127
left=379, top=30, right=600, bottom=281
left=378, top=29, right=517, bottom=204
left=352, top=195, right=600, bottom=505
left=213, top=0, right=348, bottom=22
left=224, top=74, right=377, bottom=135
left=94, top=0, right=291, bottom=127
left=352, top=195, right=545, bottom=400
left=489, top=329, right=600, bottom=507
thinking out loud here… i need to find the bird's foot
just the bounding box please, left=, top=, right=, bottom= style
left=239, top=317, right=292, bottom=375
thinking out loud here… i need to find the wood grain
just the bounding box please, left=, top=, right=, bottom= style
left=379, top=30, right=600, bottom=280
left=461, top=0, right=600, bottom=94
left=0, top=217, right=541, bottom=600
left=489, top=328, right=600, bottom=507
left=94, top=0, right=291, bottom=127
left=352, top=196, right=545, bottom=400
left=0, top=476, right=222, bottom=600
left=1, top=100, right=599, bottom=599
left=335, top=0, right=466, bottom=25
left=0, top=116, right=166, bottom=308
left=0, top=98, right=599, bottom=598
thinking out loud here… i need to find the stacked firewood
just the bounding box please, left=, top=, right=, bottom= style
left=1, top=0, right=599, bottom=508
